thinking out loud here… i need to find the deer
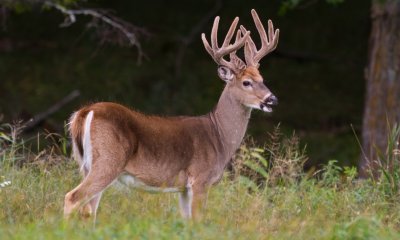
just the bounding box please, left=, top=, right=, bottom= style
left=64, top=9, right=279, bottom=221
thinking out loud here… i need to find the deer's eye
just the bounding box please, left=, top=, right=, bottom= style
left=243, top=80, right=252, bottom=87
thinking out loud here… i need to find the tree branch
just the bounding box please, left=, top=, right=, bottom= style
left=23, top=90, right=80, bottom=132
left=44, top=1, right=146, bottom=62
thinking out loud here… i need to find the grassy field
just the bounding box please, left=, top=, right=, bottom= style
left=1, top=125, right=400, bottom=239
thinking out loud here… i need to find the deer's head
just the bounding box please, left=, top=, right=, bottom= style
left=202, top=9, right=279, bottom=112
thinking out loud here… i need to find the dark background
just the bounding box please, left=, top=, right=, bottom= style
left=0, top=0, right=370, bottom=167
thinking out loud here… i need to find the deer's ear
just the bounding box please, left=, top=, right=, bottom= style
left=217, top=66, right=235, bottom=82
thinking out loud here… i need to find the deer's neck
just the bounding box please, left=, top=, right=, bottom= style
left=210, top=85, right=251, bottom=162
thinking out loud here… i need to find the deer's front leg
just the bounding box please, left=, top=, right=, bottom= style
left=179, top=187, right=193, bottom=219
left=191, top=183, right=209, bottom=221
left=179, top=177, right=195, bottom=219
left=179, top=177, right=208, bottom=220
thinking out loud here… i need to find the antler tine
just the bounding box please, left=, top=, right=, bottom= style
left=240, top=25, right=258, bottom=67
left=230, top=29, right=247, bottom=71
left=248, top=9, right=280, bottom=66
left=201, top=15, right=250, bottom=72
left=240, top=26, right=256, bottom=52
left=230, top=29, right=243, bottom=56
left=221, top=30, right=250, bottom=56
left=267, top=20, right=280, bottom=50
left=222, top=17, right=239, bottom=47
left=210, top=16, right=220, bottom=50
left=201, top=33, right=213, bottom=59
left=215, top=17, right=250, bottom=60
left=201, top=16, right=223, bottom=62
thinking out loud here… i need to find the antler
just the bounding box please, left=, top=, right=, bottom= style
left=229, top=29, right=247, bottom=71
left=241, top=9, right=279, bottom=68
left=201, top=16, right=250, bottom=73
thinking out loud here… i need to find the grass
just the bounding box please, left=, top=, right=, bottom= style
left=1, top=124, right=400, bottom=239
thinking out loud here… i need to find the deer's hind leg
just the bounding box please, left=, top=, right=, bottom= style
left=64, top=139, right=127, bottom=220
left=78, top=179, right=104, bottom=221
left=64, top=164, right=122, bottom=220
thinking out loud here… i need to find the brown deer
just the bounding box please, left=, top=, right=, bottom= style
left=64, top=9, right=279, bottom=221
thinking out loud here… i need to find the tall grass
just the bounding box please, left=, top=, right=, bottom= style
left=1, top=123, right=400, bottom=239
left=375, top=123, right=400, bottom=198
left=234, top=125, right=306, bottom=189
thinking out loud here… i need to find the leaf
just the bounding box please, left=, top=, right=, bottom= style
left=0, top=132, right=12, bottom=142
left=250, top=152, right=268, bottom=168
left=244, top=160, right=268, bottom=179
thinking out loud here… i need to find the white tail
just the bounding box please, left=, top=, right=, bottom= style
left=64, top=9, right=279, bottom=221
left=81, top=111, right=94, bottom=174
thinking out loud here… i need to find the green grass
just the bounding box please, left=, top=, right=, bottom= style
left=1, top=126, right=400, bottom=239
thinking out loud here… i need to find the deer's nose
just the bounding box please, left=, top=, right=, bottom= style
left=265, top=95, right=278, bottom=106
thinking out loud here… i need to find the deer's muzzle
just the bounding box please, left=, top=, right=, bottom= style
left=260, top=95, right=278, bottom=112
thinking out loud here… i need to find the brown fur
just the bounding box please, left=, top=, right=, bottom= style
left=70, top=103, right=219, bottom=186
left=238, top=66, right=263, bottom=82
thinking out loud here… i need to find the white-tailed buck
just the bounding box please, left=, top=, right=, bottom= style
left=65, top=9, right=279, bottom=220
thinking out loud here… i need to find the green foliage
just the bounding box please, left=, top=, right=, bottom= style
left=0, top=122, right=26, bottom=167
left=332, top=217, right=393, bottom=240
left=375, top=123, right=400, bottom=198
left=320, top=160, right=342, bottom=187
left=343, top=165, right=358, bottom=181
left=235, top=125, right=306, bottom=188
left=279, top=0, right=301, bottom=15
left=326, top=0, right=345, bottom=4
left=279, top=0, right=345, bottom=15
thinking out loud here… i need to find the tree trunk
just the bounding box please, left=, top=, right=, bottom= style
left=360, top=0, right=400, bottom=178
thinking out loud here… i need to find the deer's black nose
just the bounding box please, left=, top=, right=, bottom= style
left=266, top=95, right=278, bottom=106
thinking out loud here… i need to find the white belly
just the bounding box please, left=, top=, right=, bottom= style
left=118, top=174, right=181, bottom=193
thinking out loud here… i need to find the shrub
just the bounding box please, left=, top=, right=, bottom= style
left=233, top=125, right=307, bottom=188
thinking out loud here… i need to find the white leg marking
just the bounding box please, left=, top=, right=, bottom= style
left=179, top=178, right=194, bottom=219
left=90, top=191, right=103, bottom=226
left=82, top=111, right=94, bottom=173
